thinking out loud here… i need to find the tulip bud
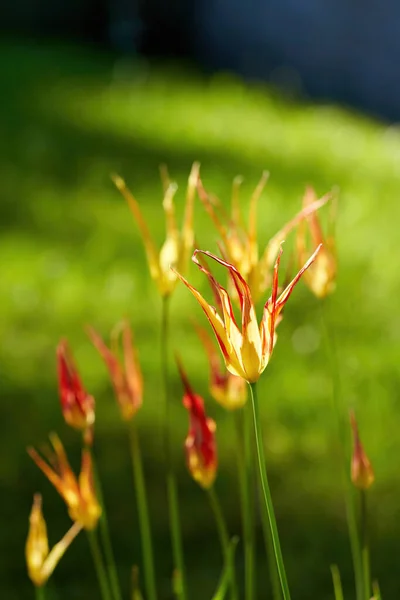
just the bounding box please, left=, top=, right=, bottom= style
left=57, top=340, right=95, bottom=442
left=87, top=321, right=142, bottom=421
left=297, top=186, right=336, bottom=299
left=28, top=434, right=102, bottom=530
left=176, top=357, right=217, bottom=489
left=26, top=494, right=82, bottom=587
left=350, top=411, right=375, bottom=490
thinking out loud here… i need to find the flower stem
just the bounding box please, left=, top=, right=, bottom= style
left=35, top=586, right=46, bottom=600
left=258, top=480, right=282, bottom=600
left=207, top=486, right=238, bottom=600
left=330, top=564, right=344, bottom=600
left=87, top=529, right=113, bottom=600
left=249, top=381, right=291, bottom=600
left=91, top=452, right=123, bottom=600
left=243, top=401, right=255, bottom=600
left=234, top=405, right=255, bottom=600
left=161, top=295, right=187, bottom=600
left=211, top=538, right=239, bottom=600
left=320, top=301, right=363, bottom=600
left=360, top=490, right=371, bottom=600
left=129, top=423, right=158, bottom=600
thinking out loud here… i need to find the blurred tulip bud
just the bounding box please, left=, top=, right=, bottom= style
left=297, top=186, right=336, bottom=298
left=350, top=411, right=375, bottom=490
left=57, top=340, right=95, bottom=444
left=26, top=494, right=81, bottom=587
left=87, top=321, right=142, bottom=421
left=176, top=357, right=217, bottom=489
left=112, top=162, right=199, bottom=297
left=28, top=435, right=101, bottom=530
left=198, top=174, right=329, bottom=303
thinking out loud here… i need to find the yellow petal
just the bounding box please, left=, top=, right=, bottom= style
left=194, top=250, right=262, bottom=381
left=40, top=522, right=82, bottom=583
left=180, top=162, right=200, bottom=268
left=230, top=175, right=244, bottom=227
left=26, top=494, right=49, bottom=587
left=112, top=174, right=161, bottom=284
left=122, top=321, right=143, bottom=413
left=276, top=244, right=322, bottom=311
left=172, top=267, right=233, bottom=365
left=247, top=171, right=269, bottom=267
left=261, top=190, right=331, bottom=278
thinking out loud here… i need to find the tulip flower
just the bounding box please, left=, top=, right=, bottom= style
left=112, top=162, right=199, bottom=297
left=87, top=321, right=143, bottom=421
left=198, top=175, right=330, bottom=303
left=195, top=323, right=247, bottom=410
left=26, top=494, right=82, bottom=587
left=177, top=358, right=217, bottom=489
left=174, top=244, right=321, bottom=383
left=57, top=340, right=95, bottom=444
left=350, top=411, right=375, bottom=490
left=28, top=434, right=101, bottom=530
left=297, top=185, right=337, bottom=298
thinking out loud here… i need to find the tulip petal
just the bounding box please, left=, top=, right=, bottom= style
left=194, top=323, right=225, bottom=386
left=112, top=174, right=161, bottom=283
left=122, top=321, right=143, bottom=407
left=248, top=171, right=269, bottom=263
left=87, top=327, right=126, bottom=396
left=41, top=522, right=82, bottom=582
left=261, top=190, right=331, bottom=273
left=194, top=250, right=262, bottom=379
left=303, top=186, right=326, bottom=247
left=230, top=175, right=244, bottom=227
left=197, top=178, right=230, bottom=246
left=276, top=243, right=322, bottom=311
left=180, top=162, right=200, bottom=266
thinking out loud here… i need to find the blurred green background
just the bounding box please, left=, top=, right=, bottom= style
left=1, top=40, right=400, bottom=599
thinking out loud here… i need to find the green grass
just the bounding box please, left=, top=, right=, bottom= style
left=1, top=39, right=400, bottom=599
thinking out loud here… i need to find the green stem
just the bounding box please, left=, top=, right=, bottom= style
left=330, top=565, right=344, bottom=600
left=320, top=302, right=363, bottom=600
left=243, top=402, right=255, bottom=600
left=161, top=295, right=187, bottom=600
left=361, top=490, right=371, bottom=600
left=239, top=403, right=255, bottom=600
left=35, top=586, right=46, bottom=600
left=91, top=453, right=123, bottom=600
left=212, top=538, right=239, bottom=600
left=258, top=480, right=282, bottom=600
left=249, top=382, right=291, bottom=600
left=207, top=486, right=238, bottom=600
left=129, top=423, right=158, bottom=600
left=87, top=529, right=113, bottom=600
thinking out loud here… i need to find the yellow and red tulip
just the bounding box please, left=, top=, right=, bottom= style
left=297, top=186, right=337, bottom=298
left=177, top=358, right=217, bottom=489
left=57, top=340, right=95, bottom=443
left=87, top=321, right=143, bottom=421
left=112, top=163, right=199, bottom=297
left=350, top=411, right=375, bottom=490
left=174, top=245, right=321, bottom=383
left=195, top=323, right=247, bottom=410
left=26, top=494, right=82, bottom=587
left=28, top=434, right=101, bottom=530
left=198, top=175, right=330, bottom=303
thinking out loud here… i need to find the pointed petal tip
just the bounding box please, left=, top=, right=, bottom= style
left=111, top=173, right=126, bottom=191
left=189, top=161, right=201, bottom=184
left=175, top=354, right=192, bottom=394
